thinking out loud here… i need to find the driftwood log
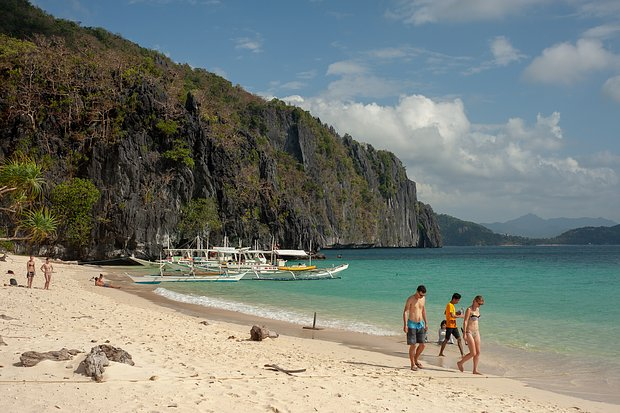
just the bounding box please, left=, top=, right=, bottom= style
left=82, top=344, right=134, bottom=382
left=20, top=348, right=82, bottom=367
left=250, top=325, right=279, bottom=341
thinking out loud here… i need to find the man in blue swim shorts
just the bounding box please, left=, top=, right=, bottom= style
left=403, top=285, right=428, bottom=371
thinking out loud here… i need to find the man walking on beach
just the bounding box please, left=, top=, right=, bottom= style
left=439, top=293, right=465, bottom=357
left=26, top=255, right=35, bottom=288
left=403, top=285, right=428, bottom=370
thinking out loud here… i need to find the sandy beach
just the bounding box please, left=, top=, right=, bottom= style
left=0, top=255, right=616, bottom=413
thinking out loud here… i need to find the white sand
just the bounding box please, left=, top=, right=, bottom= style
left=0, top=255, right=616, bottom=412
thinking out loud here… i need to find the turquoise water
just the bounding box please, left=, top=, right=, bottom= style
left=150, top=245, right=620, bottom=401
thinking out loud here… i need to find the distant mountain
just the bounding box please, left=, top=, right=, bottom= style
left=436, top=214, right=529, bottom=246
left=548, top=225, right=620, bottom=245
left=437, top=214, right=620, bottom=246
left=481, top=214, right=618, bottom=238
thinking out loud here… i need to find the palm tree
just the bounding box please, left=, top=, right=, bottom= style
left=0, top=155, right=45, bottom=212
left=0, top=155, right=57, bottom=243
left=18, top=207, right=59, bottom=243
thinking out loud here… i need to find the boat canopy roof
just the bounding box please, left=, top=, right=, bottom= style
left=274, top=249, right=309, bottom=257
left=210, top=246, right=238, bottom=253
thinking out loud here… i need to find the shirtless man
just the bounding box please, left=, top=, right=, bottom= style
left=40, top=257, right=53, bottom=290
left=26, top=255, right=36, bottom=288
left=403, top=285, right=428, bottom=371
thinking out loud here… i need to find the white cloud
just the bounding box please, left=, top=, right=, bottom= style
left=577, top=1, right=620, bottom=19
left=386, top=0, right=545, bottom=25
left=284, top=93, right=619, bottom=222
left=322, top=60, right=406, bottom=100
left=603, top=75, right=620, bottom=102
left=582, top=24, right=620, bottom=39
left=322, top=75, right=404, bottom=100
left=280, top=81, right=306, bottom=91
left=234, top=35, right=263, bottom=53
left=466, top=36, right=525, bottom=75
left=326, top=61, right=368, bottom=76
left=296, top=70, right=317, bottom=80
left=367, top=47, right=409, bottom=59
left=490, top=36, right=524, bottom=66
left=523, top=38, right=619, bottom=85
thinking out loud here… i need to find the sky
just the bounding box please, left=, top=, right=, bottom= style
left=30, top=0, right=620, bottom=224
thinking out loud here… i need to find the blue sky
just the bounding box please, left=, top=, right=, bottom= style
left=31, top=0, right=620, bottom=223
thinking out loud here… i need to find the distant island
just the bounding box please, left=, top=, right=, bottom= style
left=437, top=214, right=620, bottom=246
left=481, top=213, right=618, bottom=238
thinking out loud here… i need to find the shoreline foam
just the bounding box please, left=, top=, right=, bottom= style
left=0, top=256, right=617, bottom=412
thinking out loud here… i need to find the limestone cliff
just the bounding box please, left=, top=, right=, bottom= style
left=0, top=0, right=442, bottom=259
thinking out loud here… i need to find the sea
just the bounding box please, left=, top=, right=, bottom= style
left=134, top=245, right=620, bottom=404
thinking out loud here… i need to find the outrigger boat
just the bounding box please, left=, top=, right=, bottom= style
left=125, top=261, right=246, bottom=284
left=125, top=270, right=246, bottom=284
left=244, top=263, right=349, bottom=281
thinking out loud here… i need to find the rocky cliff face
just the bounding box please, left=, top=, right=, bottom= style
left=77, top=86, right=442, bottom=259
left=0, top=2, right=442, bottom=259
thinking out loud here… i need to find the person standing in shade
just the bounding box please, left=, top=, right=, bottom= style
left=40, top=257, right=54, bottom=290
left=403, top=285, right=428, bottom=371
left=439, top=293, right=465, bottom=357
left=457, top=295, right=485, bottom=375
left=26, top=255, right=36, bottom=288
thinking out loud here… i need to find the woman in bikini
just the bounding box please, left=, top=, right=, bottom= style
left=457, top=295, right=484, bottom=375
left=40, top=257, right=54, bottom=290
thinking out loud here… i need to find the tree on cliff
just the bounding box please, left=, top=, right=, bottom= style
left=178, top=198, right=222, bottom=241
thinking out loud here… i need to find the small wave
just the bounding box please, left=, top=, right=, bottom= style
left=154, top=288, right=397, bottom=336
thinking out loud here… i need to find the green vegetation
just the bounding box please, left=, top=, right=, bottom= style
left=178, top=198, right=222, bottom=239
left=156, top=119, right=179, bottom=136
left=546, top=225, right=620, bottom=245
left=0, top=155, right=45, bottom=204
left=18, top=207, right=58, bottom=244
left=50, top=178, right=100, bottom=248
left=162, top=139, right=194, bottom=168
left=0, top=155, right=58, bottom=244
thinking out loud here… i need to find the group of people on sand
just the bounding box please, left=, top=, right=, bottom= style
left=4, top=255, right=120, bottom=290
left=24, top=255, right=54, bottom=289
left=403, top=285, right=485, bottom=374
